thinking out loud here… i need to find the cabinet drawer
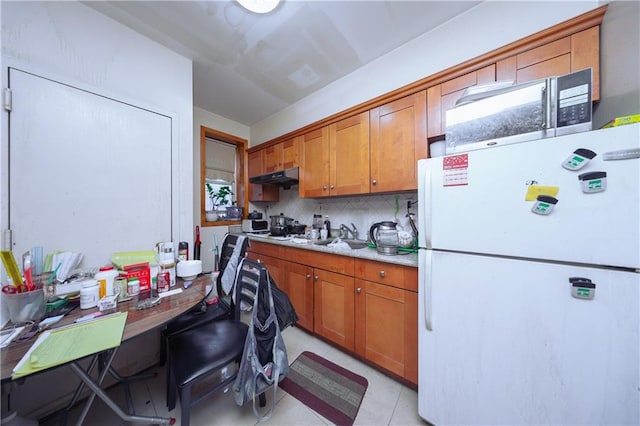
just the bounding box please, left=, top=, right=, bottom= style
left=354, top=259, right=417, bottom=292
left=283, top=247, right=354, bottom=275
left=247, top=240, right=281, bottom=258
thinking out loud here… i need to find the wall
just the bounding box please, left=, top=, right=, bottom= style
left=193, top=106, right=250, bottom=272
left=250, top=1, right=601, bottom=144
left=0, top=1, right=192, bottom=419
left=253, top=189, right=418, bottom=243
left=594, top=1, right=640, bottom=127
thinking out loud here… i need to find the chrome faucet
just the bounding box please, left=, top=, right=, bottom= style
left=339, top=223, right=358, bottom=240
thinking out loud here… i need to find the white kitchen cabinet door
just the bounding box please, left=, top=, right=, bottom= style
left=8, top=68, right=172, bottom=268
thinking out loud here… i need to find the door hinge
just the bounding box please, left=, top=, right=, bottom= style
left=3, top=229, right=12, bottom=250
left=3, top=88, right=12, bottom=112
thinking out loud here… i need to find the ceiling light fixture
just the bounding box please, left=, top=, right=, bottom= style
left=236, top=0, right=280, bottom=14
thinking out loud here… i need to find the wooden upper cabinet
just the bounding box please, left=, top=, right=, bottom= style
left=570, top=26, right=600, bottom=101
left=247, top=149, right=278, bottom=202
left=370, top=91, right=427, bottom=193
left=300, top=113, right=370, bottom=198
left=248, top=149, right=264, bottom=177
left=264, top=137, right=299, bottom=172
left=254, top=9, right=605, bottom=178
left=264, top=144, right=280, bottom=172
left=497, top=27, right=600, bottom=102
left=329, top=111, right=370, bottom=196
left=427, top=65, right=496, bottom=140
left=299, top=127, right=330, bottom=198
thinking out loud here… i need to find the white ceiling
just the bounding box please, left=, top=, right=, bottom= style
left=85, top=1, right=481, bottom=126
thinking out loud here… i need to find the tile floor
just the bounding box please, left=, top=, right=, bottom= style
left=45, top=326, right=425, bottom=425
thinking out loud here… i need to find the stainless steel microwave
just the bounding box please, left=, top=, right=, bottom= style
left=445, top=68, right=592, bottom=154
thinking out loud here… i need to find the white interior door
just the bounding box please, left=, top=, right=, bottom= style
left=8, top=68, right=172, bottom=269
left=418, top=250, right=640, bottom=425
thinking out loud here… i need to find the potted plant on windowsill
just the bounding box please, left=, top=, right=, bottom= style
left=206, top=183, right=234, bottom=221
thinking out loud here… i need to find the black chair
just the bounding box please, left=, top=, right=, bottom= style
left=166, top=258, right=267, bottom=426
left=160, top=233, right=250, bottom=364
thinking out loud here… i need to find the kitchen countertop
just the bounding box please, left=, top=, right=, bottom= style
left=244, top=233, right=418, bottom=268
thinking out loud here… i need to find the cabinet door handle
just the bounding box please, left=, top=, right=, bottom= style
left=314, top=275, right=318, bottom=281
left=379, top=270, right=385, bottom=277
left=330, top=184, right=334, bottom=189
left=322, top=185, right=327, bottom=190
left=306, top=274, right=311, bottom=279
left=372, top=179, right=377, bottom=185
left=356, top=287, right=362, bottom=294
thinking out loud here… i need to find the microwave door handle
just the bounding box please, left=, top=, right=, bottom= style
left=541, top=85, right=550, bottom=129
left=545, top=78, right=556, bottom=129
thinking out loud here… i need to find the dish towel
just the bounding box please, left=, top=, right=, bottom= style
left=221, top=235, right=247, bottom=295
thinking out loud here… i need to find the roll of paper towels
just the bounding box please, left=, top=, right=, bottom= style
left=430, top=141, right=446, bottom=157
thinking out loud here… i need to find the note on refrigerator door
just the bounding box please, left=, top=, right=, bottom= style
left=443, top=154, right=469, bottom=187
left=525, top=185, right=559, bottom=201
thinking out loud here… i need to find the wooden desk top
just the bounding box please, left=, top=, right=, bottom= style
left=1, top=275, right=210, bottom=382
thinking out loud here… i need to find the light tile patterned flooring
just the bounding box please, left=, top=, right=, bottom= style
left=51, top=326, right=425, bottom=425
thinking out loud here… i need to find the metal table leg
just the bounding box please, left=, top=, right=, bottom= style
left=65, top=349, right=174, bottom=425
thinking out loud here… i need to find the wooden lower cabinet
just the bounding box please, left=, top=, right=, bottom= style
left=282, top=260, right=314, bottom=331
left=354, top=279, right=418, bottom=384
left=314, top=269, right=355, bottom=351
left=246, top=252, right=282, bottom=286
left=247, top=242, right=418, bottom=385
left=354, top=259, right=418, bottom=384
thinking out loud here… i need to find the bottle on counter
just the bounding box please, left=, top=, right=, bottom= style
left=95, top=265, right=118, bottom=298
left=178, top=241, right=188, bottom=262
left=324, top=216, right=331, bottom=238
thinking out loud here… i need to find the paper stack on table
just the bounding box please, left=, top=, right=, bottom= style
left=50, top=252, right=83, bottom=282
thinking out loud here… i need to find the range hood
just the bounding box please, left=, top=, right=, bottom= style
left=249, top=167, right=299, bottom=188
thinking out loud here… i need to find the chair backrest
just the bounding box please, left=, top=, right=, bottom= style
left=215, top=234, right=250, bottom=297
left=231, top=258, right=267, bottom=321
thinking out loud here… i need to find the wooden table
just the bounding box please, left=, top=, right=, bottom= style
left=0, top=275, right=211, bottom=423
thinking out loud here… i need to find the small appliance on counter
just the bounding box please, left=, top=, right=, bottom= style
left=269, top=213, right=294, bottom=236
left=242, top=219, right=269, bottom=233
left=369, top=221, right=399, bottom=255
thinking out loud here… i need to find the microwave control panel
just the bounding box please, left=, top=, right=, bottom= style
left=556, top=68, right=592, bottom=128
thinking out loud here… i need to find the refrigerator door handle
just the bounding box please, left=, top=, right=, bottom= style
left=422, top=166, right=433, bottom=249
left=425, top=249, right=433, bottom=331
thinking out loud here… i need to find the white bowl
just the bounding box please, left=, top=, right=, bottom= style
left=176, top=260, right=202, bottom=281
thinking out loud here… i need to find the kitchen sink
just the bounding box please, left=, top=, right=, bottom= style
left=313, top=238, right=369, bottom=250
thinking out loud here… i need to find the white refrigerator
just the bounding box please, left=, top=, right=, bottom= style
left=417, top=124, right=640, bottom=425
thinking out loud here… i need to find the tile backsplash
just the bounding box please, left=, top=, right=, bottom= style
left=249, top=188, right=419, bottom=240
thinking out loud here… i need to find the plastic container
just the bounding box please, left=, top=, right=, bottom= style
left=95, top=266, right=118, bottom=298
left=79, top=279, right=100, bottom=309
left=4, top=288, right=45, bottom=323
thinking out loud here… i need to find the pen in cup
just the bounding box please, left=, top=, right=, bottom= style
left=47, top=262, right=62, bottom=286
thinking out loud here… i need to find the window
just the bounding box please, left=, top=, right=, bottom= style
left=200, top=126, right=247, bottom=226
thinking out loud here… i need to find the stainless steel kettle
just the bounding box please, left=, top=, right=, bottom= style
left=369, top=221, right=399, bottom=255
